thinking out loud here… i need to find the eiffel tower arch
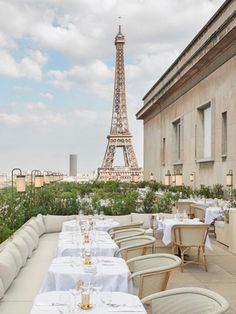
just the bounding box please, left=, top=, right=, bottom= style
left=97, top=26, right=142, bottom=182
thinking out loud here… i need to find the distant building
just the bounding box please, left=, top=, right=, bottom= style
left=69, top=154, right=77, bottom=177
left=136, top=1, right=236, bottom=188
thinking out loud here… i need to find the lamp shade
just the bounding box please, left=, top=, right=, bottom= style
left=165, top=170, right=171, bottom=186
left=44, top=175, right=50, bottom=184
left=176, top=172, right=183, bottom=187
left=226, top=170, right=233, bottom=187
left=16, top=175, right=26, bottom=192
left=172, top=174, right=176, bottom=184
left=150, top=173, right=154, bottom=181
left=35, top=175, right=43, bottom=188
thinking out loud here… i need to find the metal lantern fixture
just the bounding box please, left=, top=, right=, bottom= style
left=190, top=172, right=195, bottom=183
left=226, top=169, right=233, bottom=187
left=150, top=172, right=154, bottom=181
left=175, top=170, right=183, bottom=187
left=172, top=172, right=176, bottom=185
left=16, top=175, right=26, bottom=192
left=44, top=173, right=51, bottom=184
left=165, top=170, right=171, bottom=186
left=35, top=174, right=43, bottom=188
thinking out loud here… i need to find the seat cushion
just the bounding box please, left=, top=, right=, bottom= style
left=3, top=233, right=59, bottom=302
left=0, top=300, right=33, bottom=314
left=3, top=242, right=23, bottom=273
left=0, top=252, right=17, bottom=292
left=43, top=215, right=75, bottom=233
left=131, top=213, right=152, bottom=229
left=12, top=236, right=29, bottom=266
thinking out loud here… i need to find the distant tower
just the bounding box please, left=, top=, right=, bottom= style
left=97, top=25, right=142, bottom=182
left=69, top=154, right=77, bottom=177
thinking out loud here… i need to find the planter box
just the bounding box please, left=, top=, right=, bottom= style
left=215, top=221, right=229, bottom=246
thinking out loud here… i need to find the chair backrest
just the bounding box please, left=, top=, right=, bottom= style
left=128, top=254, right=181, bottom=299
left=115, top=236, right=155, bottom=260
left=172, top=224, right=210, bottom=247
left=108, top=222, right=144, bottom=236
left=141, top=287, right=229, bottom=314
left=112, top=228, right=145, bottom=241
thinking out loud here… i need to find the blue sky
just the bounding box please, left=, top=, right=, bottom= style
left=0, top=0, right=224, bottom=175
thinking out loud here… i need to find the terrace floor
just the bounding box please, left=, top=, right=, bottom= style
left=167, top=237, right=236, bottom=313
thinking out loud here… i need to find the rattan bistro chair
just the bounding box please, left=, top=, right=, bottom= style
left=112, top=228, right=145, bottom=242
left=172, top=224, right=210, bottom=272
left=141, top=287, right=229, bottom=314
left=127, top=253, right=181, bottom=299
left=115, top=235, right=155, bottom=260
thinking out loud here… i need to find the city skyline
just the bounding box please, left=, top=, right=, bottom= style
left=0, top=0, right=224, bottom=175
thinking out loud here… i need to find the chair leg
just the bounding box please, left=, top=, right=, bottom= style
left=180, top=248, right=185, bottom=272
left=202, top=246, right=208, bottom=272
left=197, top=247, right=200, bottom=262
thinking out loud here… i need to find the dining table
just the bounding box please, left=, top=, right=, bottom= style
left=62, top=218, right=120, bottom=233
left=40, top=256, right=132, bottom=294
left=30, top=291, right=146, bottom=313
left=55, top=231, right=119, bottom=257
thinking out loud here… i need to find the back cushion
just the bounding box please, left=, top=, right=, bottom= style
left=0, top=251, right=18, bottom=292
left=109, top=215, right=131, bottom=225
left=35, top=214, right=46, bottom=235
left=18, top=230, right=35, bottom=257
left=4, top=242, right=23, bottom=273
left=12, top=236, right=29, bottom=265
left=0, top=278, right=4, bottom=299
left=43, top=215, right=75, bottom=233
left=23, top=226, right=39, bottom=250
left=131, top=213, right=152, bottom=229
left=26, top=218, right=41, bottom=235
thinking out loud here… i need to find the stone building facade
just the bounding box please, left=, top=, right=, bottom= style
left=136, top=0, right=236, bottom=188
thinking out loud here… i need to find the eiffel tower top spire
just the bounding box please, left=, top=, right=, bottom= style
left=110, top=24, right=130, bottom=136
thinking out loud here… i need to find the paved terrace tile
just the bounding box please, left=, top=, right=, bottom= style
left=167, top=237, right=236, bottom=313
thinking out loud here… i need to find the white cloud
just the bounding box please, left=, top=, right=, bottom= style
left=0, top=49, right=47, bottom=80
left=40, top=92, right=54, bottom=101
left=27, top=102, right=47, bottom=110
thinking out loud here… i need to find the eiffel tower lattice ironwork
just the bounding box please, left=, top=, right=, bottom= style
left=97, top=25, right=142, bottom=182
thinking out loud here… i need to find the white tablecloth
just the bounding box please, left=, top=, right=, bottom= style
left=158, top=218, right=212, bottom=248
left=40, top=256, right=132, bottom=293
left=62, top=219, right=120, bottom=233
left=55, top=233, right=119, bottom=257
left=31, top=291, right=146, bottom=314
left=204, top=207, right=222, bottom=224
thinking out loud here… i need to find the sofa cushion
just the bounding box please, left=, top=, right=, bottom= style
left=12, top=237, right=29, bottom=266
left=3, top=243, right=23, bottom=273
left=0, top=278, right=4, bottom=299
left=18, top=231, right=35, bottom=258
left=35, top=214, right=46, bottom=235
left=23, top=226, right=39, bottom=250
left=108, top=215, right=132, bottom=225
left=131, top=213, right=152, bottom=229
left=43, top=215, right=75, bottom=233
left=26, top=217, right=41, bottom=235
left=0, top=252, right=17, bottom=292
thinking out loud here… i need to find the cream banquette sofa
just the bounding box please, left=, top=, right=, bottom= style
left=0, top=212, right=153, bottom=314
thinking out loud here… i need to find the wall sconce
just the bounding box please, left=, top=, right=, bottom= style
left=11, top=168, right=26, bottom=194
left=175, top=170, right=183, bottom=187
left=226, top=169, right=233, bottom=187
left=165, top=170, right=171, bottom=186
left=149, top=172, right=154, bottom=181
left=190, top=172, right=195, bottom=183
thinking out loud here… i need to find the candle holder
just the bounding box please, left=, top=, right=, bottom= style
left=84, top=233, right=90, bottom=244
left=79, top=291, right=93, bottom=310
left=84, top=252, right=92, bottom=265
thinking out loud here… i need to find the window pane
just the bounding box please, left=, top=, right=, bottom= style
left=203, top=107, right=211, bottom=158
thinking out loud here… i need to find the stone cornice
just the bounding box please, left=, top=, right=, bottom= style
left=137, top=0, right=236, bottom=120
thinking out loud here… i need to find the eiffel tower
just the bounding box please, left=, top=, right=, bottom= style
left=97, top=25, right=142, bottom=182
